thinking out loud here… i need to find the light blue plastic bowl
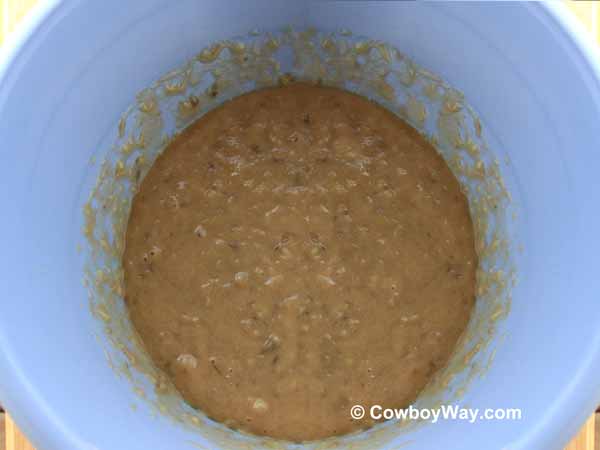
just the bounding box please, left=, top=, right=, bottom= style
left=1, top=2, right=600, bottom=449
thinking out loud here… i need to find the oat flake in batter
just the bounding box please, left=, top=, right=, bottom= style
left=123, top=83, right=477, bottom=441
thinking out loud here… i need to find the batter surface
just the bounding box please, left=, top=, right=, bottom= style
left=123, top=83, right=477, bottom=441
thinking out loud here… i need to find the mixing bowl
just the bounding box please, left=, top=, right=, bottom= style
left=1, top=1, right=600, bottom=449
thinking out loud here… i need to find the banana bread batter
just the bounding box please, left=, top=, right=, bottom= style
left=123, top=83, right=477, bottom=441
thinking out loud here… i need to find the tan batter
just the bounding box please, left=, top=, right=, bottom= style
left=123, top=83, right=477, bottom=441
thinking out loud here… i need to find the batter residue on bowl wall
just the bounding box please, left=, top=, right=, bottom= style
left=82, top=28, right=514, bottom=449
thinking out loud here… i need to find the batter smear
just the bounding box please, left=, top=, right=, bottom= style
left=123, top=83, right=477, bottom=441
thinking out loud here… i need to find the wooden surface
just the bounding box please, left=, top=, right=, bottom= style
left=0, top=414, right=5, bottom=450
left=0, top=0, right=38, bottom=45
left=0, top=0, right=599, bottom=449
left=564, top=414, right=597, bottom=450
left=4, top=415, right=35, bottom=450
left=567, top=0, right=600, bottom=43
